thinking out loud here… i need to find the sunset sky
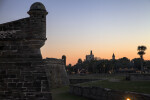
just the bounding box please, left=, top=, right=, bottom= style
left=0, top=0, right=150, bottom=65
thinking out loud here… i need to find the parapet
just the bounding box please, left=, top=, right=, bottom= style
left=0, top=2, right=48, bottom=61
left=44, top=58, right=65, bottom=65
left=0, top=18, right=30, bottom=40
left=0, top=2, right=48, bottom=40
left=44, top=58, right=70, bottom=88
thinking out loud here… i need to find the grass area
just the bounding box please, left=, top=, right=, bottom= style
left=52, top=86, right=90, bottom=100
left=52, top=74, right=150, bottom=100
left=79, top=80, right=150, bottom=94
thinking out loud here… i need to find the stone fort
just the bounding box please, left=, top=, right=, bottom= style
left=0, top=2, right=69, bottom=100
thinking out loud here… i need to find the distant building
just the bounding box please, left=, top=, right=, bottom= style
left=112, top=53, right=115, bottom=60
left=86, top=50, right=94, bottom=61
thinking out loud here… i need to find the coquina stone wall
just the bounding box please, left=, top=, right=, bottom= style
left=44, top=58, right=69, bottom=88
left=0, top=2, right=52, bottom=100
left=69, top=79, right=100, bottom=84
left=129, top=73, right=150, bottom=81
left=70, top=85, right=150, bottom=100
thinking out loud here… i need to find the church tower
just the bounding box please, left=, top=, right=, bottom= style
left=90, top=50, right=93, bottom=55
left=112, top=53, right=115, bottom=60
left=86, top=50, right=94, bottom=61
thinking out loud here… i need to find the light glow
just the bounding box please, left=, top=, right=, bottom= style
left=126, top=98, right=131, bottom=100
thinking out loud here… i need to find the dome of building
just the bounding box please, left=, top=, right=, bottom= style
left=30, top=2, right=46, bottom=11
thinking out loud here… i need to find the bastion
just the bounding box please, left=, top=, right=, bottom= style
left=44, top=57, right=70, bottom=88
left=0, top=2, right=51, bottom=100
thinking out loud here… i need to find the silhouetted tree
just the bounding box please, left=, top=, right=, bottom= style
left=78, top=58, right=82, bottom=64
left=132, top=58, right=141, bottom=70
left=137, top=45, right=147, bottom=72
left=66, top=64, right=73, bottom=74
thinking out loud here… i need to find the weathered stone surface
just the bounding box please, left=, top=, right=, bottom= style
left=129, top=73, right=150, bottom=81
left=69, top=79, right=100, bottom=84
left=70, top=85, right=150, bottom=100
left=0, top=2, right=51, bottom=100
left=44, top=58, right=69, bottom=88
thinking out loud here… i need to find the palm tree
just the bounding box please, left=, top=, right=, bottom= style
left=137, top=45, right=147, bottom=72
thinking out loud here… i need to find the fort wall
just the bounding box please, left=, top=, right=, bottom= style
left=70, top=85, right=150, bottom=100
left=44, top=58, right=70, bottom=88
left=129, top=73, right=150, bottom=81
left=0, top=2, right=51, bottom=100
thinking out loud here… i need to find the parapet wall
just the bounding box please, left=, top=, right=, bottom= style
left=0, top=3, right=47, bottom=41
left=0, top=2, right=48, bottom=61
left=44, top=58, right=69, bottom=88
left=45, top=58, right=64, bottom=64
left=129, top=73, right=150, bottom=81
left=0, top=17, right=29, bottom=31
left=69, top=79, right=100, bottom=84
left=70, top=85, right=150, bottom=100
left=0, top=17, right=46, bottom=40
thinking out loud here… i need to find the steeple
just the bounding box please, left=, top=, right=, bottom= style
left=90, top=50, right=93, bottom=55
left=112, top=53, right=115, bottom=60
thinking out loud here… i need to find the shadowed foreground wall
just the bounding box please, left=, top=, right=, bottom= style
left=0, top=2, right=52, bottom=100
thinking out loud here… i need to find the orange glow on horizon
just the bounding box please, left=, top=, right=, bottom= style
left=41, top=47, right=150, bottom=66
